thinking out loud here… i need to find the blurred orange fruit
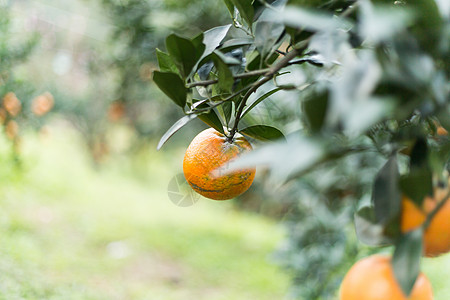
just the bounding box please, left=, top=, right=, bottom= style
left=183, top=128, right=256, bottom=200
left=32, top=92, right=54, bottom=116
left=340, top=255, right=433, bottom=300
left=0, top=108, right=7, bottom=124
left=3, top=92, right=22, bottom=116
left=401, top=185, right=450, bottom=257
left=5, top=120, right=19, bottom=140
left=107, top=101, right=125, bottom=122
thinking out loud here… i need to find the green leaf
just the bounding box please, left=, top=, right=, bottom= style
left=202, top=25, right=232, bottom=60
left=254, top=21, right=285, bottom=59
left=220, top=38, right=254, bottom=51
left=156, top=48, right=178, bottom=74
left=223, top=0, right=234, bottom=17
left=153, top=71, right=187, bottom=108
left=193, top=101, right=225, bottom=134
left=392, top=228, right=423, bottom=297
left=240, top=125, right=285, bottom=141
left=230, top=0, right=254, bottom=27
left=212, top=53, right=234, bottom=93
left=372, top=156, right=401, bottom=224
left=400, top=139, right=433, bottom=207
left=166, top=34, right=204, bottom=78
left=157, top=115, right=197, bottom=150
left=242, top=88, right=282, bottom=118
left=303, top=91, right=328, bottom=133
left=354, top=205, right=393, bottom=246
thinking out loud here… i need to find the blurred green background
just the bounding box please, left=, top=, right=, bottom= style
left=0, top=0, right=449, bottom=299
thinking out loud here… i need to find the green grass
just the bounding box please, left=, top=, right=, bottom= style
left=0, top=126, right=449, bottom=299
left=0, top=127, right=289, bottom=300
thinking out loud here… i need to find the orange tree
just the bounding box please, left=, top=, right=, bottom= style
left=153, top=0, right=449, bottom=298
left=0, top=4, right=50, bottom=163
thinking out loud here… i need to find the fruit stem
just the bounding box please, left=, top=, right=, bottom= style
left=422, top=189, right=450, bottom=229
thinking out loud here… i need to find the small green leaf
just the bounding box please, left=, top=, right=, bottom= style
left=166, top=34, right=205, bottom=78
left=400, top=139, right=433, bottom=207
left=303, top=91, right=328, bottom=133
left=157, top=115, right=197, bottom=150
left=156, top=48, right=178, bottom=73
left=242, top=88, right=282, bottom=118
left=372, top=156, right=401, bottom=224
left=240, top=125, right=285, bottom=141
left=153, top=71, right=187, bottom=108
left=212, top=54, right=234, bottom=93
left=230, top=0, right=254, bottom=27
left=392, top=228, right=423, bottom=297
left=193, top=101, right=225, bottom=134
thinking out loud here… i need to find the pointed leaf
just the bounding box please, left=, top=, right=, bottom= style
left=202, top=25, right=232, bottom=60
left=240, top=125, right=285, bottom=141
left=166, top=34, right=204, bottom=78
left=303, top=91, right=328, bottom=133
left=212, top=53, right=234, bottom=93
left=372, top=156, right=401, bottom=224
left=156, top=48, right=178, bottom=73
left=400, top=139, right=433, bottom=206
left=153, top=71, right=187, bottom=108
left=157, top=115, right=197, bottom=150
left=392, top=228, right=423, bottom=297
left=242, top=88, right=282, bottom=118
left=193, top=101, right=225, bottom=134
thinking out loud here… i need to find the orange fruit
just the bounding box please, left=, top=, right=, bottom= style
left=183, top=128, right=256, bottom=200
left=340, top=255, right=433, bottom=300
left=5, top=120, right=19, bottom=140
left=3, top=92, right=21, bottom=116
left=401, top=186, right=450, bottom=257
left=107, top=101, right=125, bottom=122
left=32, top=92, right=54, bottom=116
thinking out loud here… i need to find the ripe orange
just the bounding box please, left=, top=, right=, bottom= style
left=340, top=255, right=433, bottom=300
left=183, top=128, right=256, bottom=200
left=3, top=92, right=21, bottom=116
left=401, top=186, right=450, bottom=257
left=32, top=92, right=54, bottom=116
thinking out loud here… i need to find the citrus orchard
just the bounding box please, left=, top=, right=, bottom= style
left=401, top=185, right=450, bottom=257
left=340, top=255, right=433, bottom=300
left=183, top=128, right=255, bottom=200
